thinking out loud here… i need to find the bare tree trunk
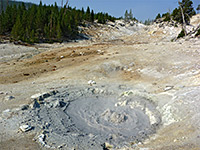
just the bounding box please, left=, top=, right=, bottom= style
left=168, top=8, right=175, bottom=25
left=178, top=0, right=187, bottom=35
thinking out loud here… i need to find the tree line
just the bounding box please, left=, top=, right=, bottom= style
left=0, top=1, right=116, bottom=43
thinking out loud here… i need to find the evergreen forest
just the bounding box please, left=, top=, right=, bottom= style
left=0, top=1, right=116, bottom=43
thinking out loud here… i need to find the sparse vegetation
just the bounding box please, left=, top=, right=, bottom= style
left=196, top=28, right=200, bottom=36
left=177, top=29, right=186, bottom=38
left=144, top=19, right=154, bottom=25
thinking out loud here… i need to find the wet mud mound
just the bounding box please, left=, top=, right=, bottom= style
left=23, top=86, right=161, bottom=149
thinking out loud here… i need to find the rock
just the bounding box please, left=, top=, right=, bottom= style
left=19, top=125, right=32, bottom=132
left=103, top=142, right=113, bottom=149
left=2, top=109, right=12, bottom=118
left=20, top=104, right=29, bottom=110
left=4, top=95, right=15, bottom=101
left=58, top=144, right=66, bottom=149
left=53, top=100, right=67, bottom=108
left=88, top=80, right=96, bottom=86
left=121, top=90, right=134, bottom=97
left=79, top=52, right=85, bottom=56
left=30, top=99, right=40, bottom=109
left=129, top=62, right=135, bottom=67
left=31, top=93, right=44, bottom=102
left=164, top=86, right=174, bottom=92
left=107, top=21, right=115, bottom=27
left=0, top=91, right=4, bottom=94
left=38, top=134, right=46, bottom=146
left=97, top=50, right=104, bottom=55
left=2, top=109, right=10, bottom=113
left=31, top=90, right=58, bottom=104
left=115, top=20, right=125, bottom=27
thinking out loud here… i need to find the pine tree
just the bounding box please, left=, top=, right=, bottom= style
left=128, top=9, right=133, bottom=20
left=197, top=4, right=200, bottom=13
left=86, top=6, right=91, bottom=21
left=30, top=29, right=35, bottom=43
left=91, top=10, right=94, bottom=22
left=124, top=10, right=128, bottom=22
left=0, top=11, right=5, bottom=34
left=56, top=22, right=62, bottom=39
left=163, top=12, right=170, bottom=21
left=0, top=14, right=2, bottom=34
left=155, top=13, right=161, bottom=20
left=11, top=15, right=24, bottom=40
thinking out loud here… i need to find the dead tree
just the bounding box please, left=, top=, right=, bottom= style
left=178, top=0, right=187, bottom=35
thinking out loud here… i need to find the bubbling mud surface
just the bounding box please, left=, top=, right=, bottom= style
left=23, top=86, right=161, bottom=149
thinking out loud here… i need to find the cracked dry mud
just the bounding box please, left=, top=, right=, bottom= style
left=1, top=18, right=200, bottom=150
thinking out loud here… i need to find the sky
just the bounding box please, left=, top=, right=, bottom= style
left=18, top=0, right=199, bottom=21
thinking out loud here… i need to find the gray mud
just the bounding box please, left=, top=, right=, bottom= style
left=1, top=85, right=161, bottom=149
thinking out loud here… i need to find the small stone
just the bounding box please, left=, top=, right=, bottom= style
left=58, top=145, right=63, bottom=149
left=103, top=142, right=113, bottom=149
left=19, top=125, right=32, bottom=132
left=121, top=90, right=134, bottom=97
left=97, top=50, right=104, bottom=55
left=4, top=95, right=15, bottom=101
left=79, top=52, right=85, bottom=56
left=88, top=80, right=96, bottom=86
left=173, top=139, right=177, bottom=142
left=164, top=86, right=174, bottom=92
left=38, top=134, right=45, bottom=146
left=129, top=62, right=135, bottom=67
left=53, top=100, right=66, bottom=108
